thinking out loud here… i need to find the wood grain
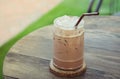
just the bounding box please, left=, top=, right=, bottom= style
left=4, top=16, right=120, bottom=79
left=4, top=53, right=120, bottom=79
left=4, top=75, right=18, bottom=79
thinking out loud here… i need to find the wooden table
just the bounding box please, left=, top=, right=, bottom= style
left=4, top=16, right=120, bottom=79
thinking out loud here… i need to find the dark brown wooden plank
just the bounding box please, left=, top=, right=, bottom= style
left=4, top=75, right=18, bottom=79
left=4, top=53, right=119, bottom=79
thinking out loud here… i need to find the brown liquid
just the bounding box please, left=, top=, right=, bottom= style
left=53, top=28, right=84, bottom=70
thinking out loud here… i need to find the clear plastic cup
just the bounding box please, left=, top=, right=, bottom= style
left=50, top=15, right=86, bottom=77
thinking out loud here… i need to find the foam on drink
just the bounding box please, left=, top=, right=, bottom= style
left=53, top=15, right=84, bottom=37
left=54, top=15, right=84, bottom=30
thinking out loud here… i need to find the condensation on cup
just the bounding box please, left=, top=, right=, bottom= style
left=50, top=15, right=86, bottom=77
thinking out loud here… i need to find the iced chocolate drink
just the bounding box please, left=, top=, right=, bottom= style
left=50, top=15, right=86, bottom=77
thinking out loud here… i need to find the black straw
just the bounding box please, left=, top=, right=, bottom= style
left=75, top=12, right=99, bottom=29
